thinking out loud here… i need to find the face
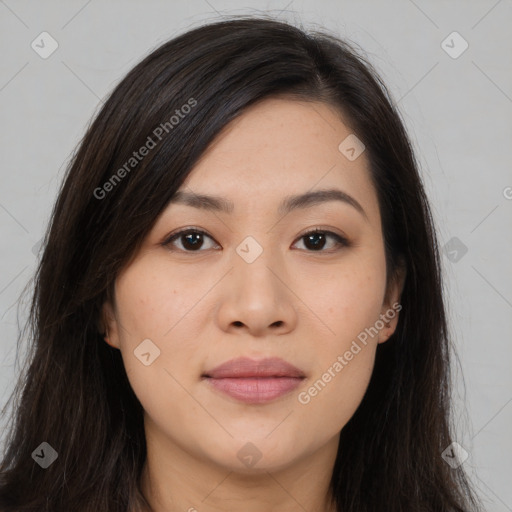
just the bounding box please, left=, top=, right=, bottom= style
left=102, top=98, right=404, bottom=474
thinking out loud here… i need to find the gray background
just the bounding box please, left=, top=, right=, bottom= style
left=0, top=0, right=511, bottom=510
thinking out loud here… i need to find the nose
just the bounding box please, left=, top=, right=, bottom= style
left=215, top=247, right=297, bottom=337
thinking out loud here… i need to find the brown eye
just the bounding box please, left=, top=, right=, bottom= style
left=163, top=229, right=219, bottom=252
left=293, top=229, right=349, bottom=252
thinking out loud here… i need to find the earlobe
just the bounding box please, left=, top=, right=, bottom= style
left=379, top=262, right=407, bottom=344
left=103, top=327, right=114, bottom=348
left=387, top=261, right=407, bottom=301
left=378, top=324, right=394, bottom=344
left=99, top=300, right=120, bottom=349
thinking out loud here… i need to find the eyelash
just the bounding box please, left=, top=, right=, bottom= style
left=161, top=227, right=350, bottom=253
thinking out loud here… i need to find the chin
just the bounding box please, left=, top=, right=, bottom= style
left=205, top=437, right=300, bottom=474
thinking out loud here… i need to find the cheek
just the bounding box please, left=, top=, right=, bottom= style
left=293, top=258, right=385, bottom=427
left=296, top=313, right=378, bottom=437
left=297, top=352, right=375, bottom=444
left=112, top=261, right=204, bottom=408
left=298, top=255, right=387, bottom=342
left=114, top=257, right=208, bottom=342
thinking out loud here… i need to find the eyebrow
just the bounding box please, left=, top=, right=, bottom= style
left=168, top=188, right=368, bottom=220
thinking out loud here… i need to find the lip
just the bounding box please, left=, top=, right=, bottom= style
left=202, top=357, right=305, bottom=404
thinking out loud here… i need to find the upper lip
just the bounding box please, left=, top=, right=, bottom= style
left=203, top=357, right=305, bottom=379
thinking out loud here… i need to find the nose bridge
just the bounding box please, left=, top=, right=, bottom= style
left=232, top=234, right=283, bottom=297
left=212, top=232, right=296, bottom=335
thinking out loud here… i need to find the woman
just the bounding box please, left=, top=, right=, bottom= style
left=0, top=15, right=481, bottom=512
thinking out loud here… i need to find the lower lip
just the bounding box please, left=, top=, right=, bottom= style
left=204, top=377, right=303, bottom=404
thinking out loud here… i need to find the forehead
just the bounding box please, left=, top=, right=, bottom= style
left=176, top=98, right=380, bottom=222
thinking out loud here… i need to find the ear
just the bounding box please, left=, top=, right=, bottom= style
left=99, top=300, right=120, bottom=350
left=378, top=262, right=406, bottom=344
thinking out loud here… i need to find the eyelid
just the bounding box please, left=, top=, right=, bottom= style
left=294, top=225, right=349, bottom=243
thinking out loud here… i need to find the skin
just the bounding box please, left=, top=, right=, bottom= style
left=102, top=98, right=405, bottom=512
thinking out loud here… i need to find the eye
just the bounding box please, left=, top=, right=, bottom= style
left=162, top=227, right=350, bottom=253
left=292, top=228, right=349, bottom=252
left=162, top=228, right=219, bottom=252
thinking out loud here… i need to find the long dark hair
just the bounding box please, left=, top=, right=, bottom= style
left=0, top=15, right=480, bottom=512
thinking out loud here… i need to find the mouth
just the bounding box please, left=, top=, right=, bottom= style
left=202, top=357, right=305, bottom=404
